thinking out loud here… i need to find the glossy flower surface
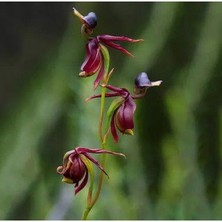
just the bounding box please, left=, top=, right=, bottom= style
left=57, top=147, right=125, bottom=194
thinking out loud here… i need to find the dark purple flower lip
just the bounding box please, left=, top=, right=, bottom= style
left=57, top=147, right=126, bottom=194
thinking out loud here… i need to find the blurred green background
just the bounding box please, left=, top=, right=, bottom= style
left=0, top=2, right=222, bottom=220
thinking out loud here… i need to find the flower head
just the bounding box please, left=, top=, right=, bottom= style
left=79, top=36, right=143, bottom=89
left=57, top=147, right=125, bottom=194
left=134, top=72, right=162, bottom=95
left=73, top=8, right=97, bottom=35
left=86, top=73, right=162, bottom=142
left=87, top=85, right=136, bottom=142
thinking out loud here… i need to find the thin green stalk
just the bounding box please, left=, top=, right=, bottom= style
left=98, top=86, right=107, bottom=142
left=82, top=44, right=111, bottom=220
left=98, top=44, right=111, bottom=142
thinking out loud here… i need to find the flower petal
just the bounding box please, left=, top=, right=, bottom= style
left=105, top=85, right=129, bottom=97
left=97, top=35, right=143, bottom=57
left=93, top=61, right=104, bottom=90
left=85, top=92, right=121, bottom=102
left=76, top=147, right=126, bottom=158
left=81, top=39, right=101, bottom=75
left=115, top=96, right=136, bottom=133
left=82, top=153, right=109, bottom=177
left=98, top=35, right=143, bottom=43
left=111, top=113, right=119, bottom=143
left=75, top=170, right=88, bottom=195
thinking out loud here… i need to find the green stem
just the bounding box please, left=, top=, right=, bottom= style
left=82, top=44, right=111, bottom=220
left=98, top=86, right=107, bottom=142
left=98, top=44, right=110, bottom=142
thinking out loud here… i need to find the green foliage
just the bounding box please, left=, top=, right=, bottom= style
left=0, top=2, right=222, bottom=219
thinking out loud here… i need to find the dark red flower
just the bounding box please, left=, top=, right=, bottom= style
left=87, top=73, right=162, bottom=142
left=79, top=35, right=143, bottom=89
left=57, top=147, right=125, bottom=194
left=87, top=85, right=136, bottom=142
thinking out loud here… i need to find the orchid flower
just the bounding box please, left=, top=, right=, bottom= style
left=86, top=72, right=162, bottom=142
left=57, top=147, right=125, bottom=194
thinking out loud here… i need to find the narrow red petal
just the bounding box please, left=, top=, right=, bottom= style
left=76, top=147, right=125, bottom=158
left=94, top=62, right=104, bottom=90
left=83, top=153, right=108, bottom=177
left=98, top=35, right=143, bottom=43
left=85, top=92, right=122, bottom=102
left=105, top=85, right=129, bottom=96
left=99, top=39, right=134, bottom=57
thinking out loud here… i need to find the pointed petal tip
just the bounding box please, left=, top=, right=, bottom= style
left=62, top=177, right=74, bottom=184
left=73, top=7, right=84, bottom=20
left=132, top=38, right=144, bottom=43
left=125, top=129, right=134, bottom=135
left=151, top=80, right=163, bottom=87
left=85, top=97, right=91, bottom=102
left=114, top=138, right=119, bottom=143
left=79, top=71, right=86, bottom=77
left=119, top=153, right=127, bottom=159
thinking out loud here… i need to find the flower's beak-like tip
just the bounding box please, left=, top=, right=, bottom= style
left=129, top=54, right=135, bottom=58
left=114, top=137, right=119, bottom=143
left=151, top=80, right=163, bottom=87
left=120, top=153, right=127, bottom=159
left=73, top=7, right=84, bottom=20
left=125, top=129, right=134, bottom=135
left=79, top=71, right=87, bottom=77
left=85, top=97, right=91, bottom=102
left=74, top=189, right=79, bottom=195
left=62, top=177, right=74, bottom=184
left=93, top=83, right=99, bottom=91
left=135, top=38, right=144, bottom=43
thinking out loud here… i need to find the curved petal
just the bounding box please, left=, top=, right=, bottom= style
left=76, top=147, right=125, bottom=157
left=81, top=38, right=102, bottom=74
left=97, top=35, right=143, bottom=57
left=98, top=35, right=143, bottom=43
left=85, top=92, right=121, bottom=102
left=75, top=170, right=88, bottom=195
left=82, top=153, right=109, bottom=177
left=98, top=39, right=134, bottom=57
left=93, top=61, right=104, bottom=90
left=115, top=96, right=136, bottom=133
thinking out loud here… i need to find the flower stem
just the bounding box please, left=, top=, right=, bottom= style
left=82, top=44, right=110, bottom=220
left=98, top=86, right=107, bottom=142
